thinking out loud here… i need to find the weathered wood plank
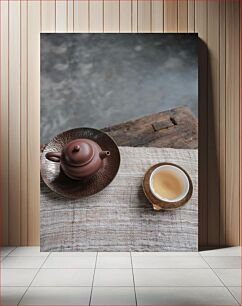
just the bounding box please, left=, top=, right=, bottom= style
left=41, top=106, right=198, bottom=151
left=102, top=106, right=198, bottom=149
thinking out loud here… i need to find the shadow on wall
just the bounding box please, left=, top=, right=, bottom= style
left=198, top=38, right=220, bottom=248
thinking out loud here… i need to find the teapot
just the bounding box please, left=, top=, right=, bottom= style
left=45, top=138, right=110, bottom=180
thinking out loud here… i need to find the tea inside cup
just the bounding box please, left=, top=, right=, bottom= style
left=149, top=164, right=189, bottom=203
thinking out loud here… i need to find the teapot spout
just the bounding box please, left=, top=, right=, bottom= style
left=99, top=151, right=110, bottom=160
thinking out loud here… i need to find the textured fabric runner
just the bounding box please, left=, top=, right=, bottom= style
left=41, top=146, right=198, bottom=252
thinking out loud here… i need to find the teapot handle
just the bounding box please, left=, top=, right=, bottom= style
left=45, top=152, right=61, bottom=163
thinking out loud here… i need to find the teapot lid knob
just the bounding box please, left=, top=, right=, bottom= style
left=73, top=145, right=80, bottom=152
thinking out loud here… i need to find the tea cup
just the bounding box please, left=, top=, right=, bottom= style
left=149, top=164, right=190, bottom=203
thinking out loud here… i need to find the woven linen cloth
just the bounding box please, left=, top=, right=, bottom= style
left=41, top=146, right=198, bottom=251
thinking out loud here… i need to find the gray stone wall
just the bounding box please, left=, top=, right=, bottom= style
left=41, top=34, right=198, bottom=144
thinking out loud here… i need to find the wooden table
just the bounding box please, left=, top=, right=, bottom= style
left=41, top=106, right=198, bottom=151
left=40, top=106, right=198, bottom=252
left=103, top=106, right=198, bottom=149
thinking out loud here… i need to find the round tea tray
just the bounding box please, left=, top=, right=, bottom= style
left=41, top=127, right=120, bottom=199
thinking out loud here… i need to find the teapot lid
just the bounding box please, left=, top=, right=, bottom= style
left=63, top=139, right=95, bottom=166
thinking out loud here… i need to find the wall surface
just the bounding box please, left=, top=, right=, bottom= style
left=0, top=0, right=240, bottom=247
left=41, top=33, right=198, bottom=144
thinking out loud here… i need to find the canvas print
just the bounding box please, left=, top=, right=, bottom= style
left=40, top=34, right=198, bottom=251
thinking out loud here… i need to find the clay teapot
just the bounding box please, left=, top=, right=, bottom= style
left=45, top=138, right=110, bottom=180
